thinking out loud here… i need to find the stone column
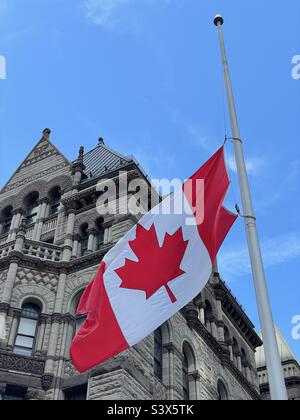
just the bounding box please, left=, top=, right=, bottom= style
left=35, top=315, right=48, bottom=356
left=43, top=314, right=64, bottom=392
left=163, top=343, right=181, bottom=400
left=34, top=198, right=50, bottom=241
left=0, top=221, right=26, bottom=323
left=227, top=339, right=234, bottom=362
left=245, top=363, right=252, bottom=383
left=42, top=318, right=51, bottom=356
left=236, top=351, right=242, bottom=372
left=71, top=234, right=81, bottom=259
left=198, top=302, right=205, bottom=325
left=107, top=226, right=113, bottom=243
left=8, top=208, right=24, bottom=241
left=0, top=223, right=26, bottom=339
left=188, top=371, right=200, bottom=400
left=64, top=316, right=76, bottom=359
left=209, top=316, right=218, bottom=340
left=205, top=319, right=212, bottom=334
left=215, top=298, right=225, bottom=343
left=42, top=201, right=76, bottom=394
left=7, top=309, right=21, bottom=351
left=216, top=320, right=225, bottom=343
left=43, top=205, right=74, bottom=391
left=62, top=210, right=76, bottom=261
left=0, top=303, right=9, bottom=343
left=87, top=229, right=96, bottom=253
left=103, top=227, right=109, bottom=245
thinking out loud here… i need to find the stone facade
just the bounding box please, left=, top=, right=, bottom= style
left=0, top=129, right=262, bottom=400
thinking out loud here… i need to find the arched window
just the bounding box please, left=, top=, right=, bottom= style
left=80, top=224, right=89, bottom=255
left=204, top=300, right=213, bottom=329
left=182, top=349, right=190, bottom=400
left=49, top=187, right=61, bottom=216
left=24, top=192, right=39, bottom=225
left=182, top=342, right=197, bottom=400
left=217, top=380, right=229, bottom=400
left=241, top=348, right=247, bottom=368
left=14, top=302, right=41, bottom=356
left=154, top=328, right=163, bottom=380
left=224, top=326, right=231, bottom=344
left=1, top=206, right=13, bottom=234
left=232, top=337, right=239, bottom=354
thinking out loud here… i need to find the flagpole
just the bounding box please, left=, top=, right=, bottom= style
left=213, top=15, right=288, bottom=401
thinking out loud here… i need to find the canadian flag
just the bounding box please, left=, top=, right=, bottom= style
left=71, top=147, right=237, bottom=373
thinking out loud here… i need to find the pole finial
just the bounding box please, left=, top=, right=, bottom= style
left=214, top=15, right=224, bottom=26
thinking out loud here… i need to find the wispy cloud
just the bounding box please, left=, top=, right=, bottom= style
left=84, top=0, right=129, bottom=27
left=186, top=123, right=267, bottom=177
left=186, top=123, right=215, bottom=152
left=82, top=0, right=172, bottom=28
left=218, top=231, right=300, bottom=281
left=256, top=158, right=300, bottom=212
left=227, top=154, right=266, bottom=177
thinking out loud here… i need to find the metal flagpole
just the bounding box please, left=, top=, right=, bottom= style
left=213, top=15, right=288, bottom=401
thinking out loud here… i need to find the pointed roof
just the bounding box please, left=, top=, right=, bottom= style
left=82, top=138, right=132, bottom=179
left=1, top=129, right=72, bottom=195
left=256, top=325, right=299, bottom=369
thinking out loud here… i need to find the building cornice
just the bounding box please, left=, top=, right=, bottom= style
left=181, top=309, right=261, bottom=400
left=212, top=279, right=262, bottom=351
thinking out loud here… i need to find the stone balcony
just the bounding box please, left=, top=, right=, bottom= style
left=0, top=239, right=63, bottom=262
left=0, top=351, right=45, bottom=376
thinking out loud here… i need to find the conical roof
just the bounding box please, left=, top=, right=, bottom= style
left=256, top=325, right=299, bottom=369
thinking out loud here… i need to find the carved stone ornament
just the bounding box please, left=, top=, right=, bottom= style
left=41, top=374, right=54, bottom=391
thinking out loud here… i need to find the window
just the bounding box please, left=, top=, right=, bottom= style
left=217, top=380, right=229, bottom=400
left=49, top=187, right=61, bottom=216
left=71, top=291, right=87, bottom=336
left=154, top=329, right=163, bottom=380
left=182, top=349, right=190, bottom=400
left=25, top=192, right=39, bottom=225
left=1, top=206, right=13, bottom=234
left=80, top=224, right=89, bottom=255
left=204, top=300, right=213, bottom=327
left=2, top=218, right=12, bottom=234
left=14, top=303, right=41, bottom=357
left=64, top=385, right=87, bottom=401
left=95, top=218, right=104, bottom=249
left=4, top=385, right=26, bottom=401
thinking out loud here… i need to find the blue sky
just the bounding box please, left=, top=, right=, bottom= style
left=0, top=0, right=299, bottom=361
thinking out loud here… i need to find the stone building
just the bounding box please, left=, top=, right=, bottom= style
left=256, top=326, right=300, bottom=400
left=0, top=129, right=262, bottom=400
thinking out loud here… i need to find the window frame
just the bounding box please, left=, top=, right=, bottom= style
left=182, top=349, right=190, bottom=400
left=13, top=303, right=41, bottom=357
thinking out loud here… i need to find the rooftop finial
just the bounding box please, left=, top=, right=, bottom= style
left=78, top=146, right=84, bottom=161
left=43, top=128, right=51, bottom=139
left=98, top=137, right=105, bottom=146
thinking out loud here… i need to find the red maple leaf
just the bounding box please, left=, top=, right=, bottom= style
left=115, top=224, right=189, bottom=303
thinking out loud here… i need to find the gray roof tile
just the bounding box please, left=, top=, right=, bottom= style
left=82, top=143, right=131, bottom=179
